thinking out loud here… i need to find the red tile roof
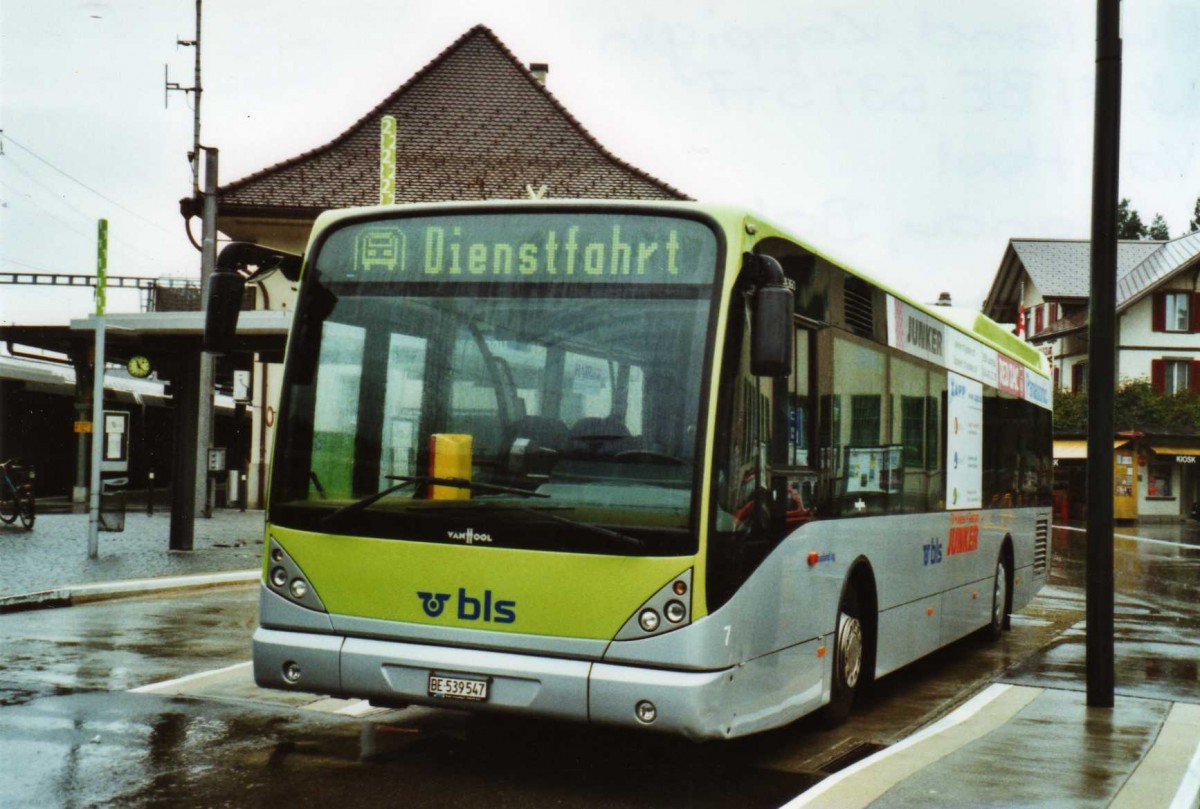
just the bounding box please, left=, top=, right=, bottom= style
left=217, top=25, right=688, bottom=213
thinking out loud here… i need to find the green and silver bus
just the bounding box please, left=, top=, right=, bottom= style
left=210, top=201, right=1052, bottom=740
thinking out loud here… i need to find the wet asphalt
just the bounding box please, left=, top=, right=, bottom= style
left=0, top=514, right=1197, bottom=807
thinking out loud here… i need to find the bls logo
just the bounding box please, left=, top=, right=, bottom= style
left=416, top=592, right=451, bottom=617
left=417, top=588, right=516, bottom=624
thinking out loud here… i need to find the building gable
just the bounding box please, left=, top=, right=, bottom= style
left=215, top=24, right=687, bottom=222
left=983, top=235, right=1200, bottom=326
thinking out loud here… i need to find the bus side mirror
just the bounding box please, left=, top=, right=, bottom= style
left=749, top=255, right=793, bottom=377
left=203, top=242, right=302, bottom=354
left=204, top=269, right=246, bottom=354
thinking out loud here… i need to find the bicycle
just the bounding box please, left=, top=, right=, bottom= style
left=0, top=459, right=35, bottom=529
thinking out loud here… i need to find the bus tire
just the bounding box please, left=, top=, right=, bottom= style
left=822, top=583, right=865, bottom=727
left=985, top=553, right=1009, bottom=642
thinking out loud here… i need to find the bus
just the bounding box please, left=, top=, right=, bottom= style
left=206, top=201, right=1053, bottom=740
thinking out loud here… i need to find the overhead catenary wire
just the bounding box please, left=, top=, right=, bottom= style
left=1, top=132, right=177, bottom=237
left=0, top=155, right=185, bottom=273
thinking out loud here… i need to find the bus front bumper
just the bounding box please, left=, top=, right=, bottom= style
left=253, top=627, right=734, bottom=739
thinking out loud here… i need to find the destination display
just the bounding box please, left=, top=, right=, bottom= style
left=316, top=212, right=719, bottom=285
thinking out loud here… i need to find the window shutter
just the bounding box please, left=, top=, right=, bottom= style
left=1192, top=361, right=1200, bottom=395
left=1191, top=292, right=1200, bottom=333
left=1152, top=293, right=1166, bottom=332
left=1151, top=359, right=1166, bottom=393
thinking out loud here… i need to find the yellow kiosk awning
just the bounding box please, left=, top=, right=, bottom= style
left=1150, top=446, right=1200, bottom=457
left=1053, top=440, right=1087, bottom=459
left=1053, top=439, right=1129, bottom=460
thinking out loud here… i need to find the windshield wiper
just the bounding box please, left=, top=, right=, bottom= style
left=317, top=475, right=548, bottom=528
left=385, top=475, right=551, bottom=499
left=317, top=476, right=644, bottom=549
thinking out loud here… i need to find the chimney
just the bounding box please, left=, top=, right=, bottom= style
left=529, top=63, right=549, bottom=85
left=935, top=291, right=952, bottom=307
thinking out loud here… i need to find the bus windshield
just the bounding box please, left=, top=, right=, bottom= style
left=270, top=211, right=720, bottom=556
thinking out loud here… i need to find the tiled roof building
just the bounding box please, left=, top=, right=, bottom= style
left=215, top=25, right=688, bottom=252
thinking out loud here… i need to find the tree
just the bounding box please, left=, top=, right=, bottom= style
left=1117, top=198, right=1147, bottom=240
left=1148, top=213, right=1170, bottom=240
left=1190, top=196, right=1200, bottom=233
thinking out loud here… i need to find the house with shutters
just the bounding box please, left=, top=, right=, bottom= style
left=982, top=230, right=1200, bottom=521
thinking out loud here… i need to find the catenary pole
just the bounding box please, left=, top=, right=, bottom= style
left=87, top=219, right=108, bottom=559
left=1086, top=0, right=1121, bottom=707
left=195, top=147, right=218, bottom=518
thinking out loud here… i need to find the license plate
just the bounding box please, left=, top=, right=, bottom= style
left=428, top=673, right=489, bottom=702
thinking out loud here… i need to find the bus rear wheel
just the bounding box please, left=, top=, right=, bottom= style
left=985, top=555, right=1009, bottom=642
left=823, top=584, right=864, bottom=727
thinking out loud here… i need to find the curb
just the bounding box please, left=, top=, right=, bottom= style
left=0, top=570, right=260, bottom=613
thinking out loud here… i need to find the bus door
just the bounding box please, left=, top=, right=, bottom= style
left=773, top=324, right=816, bottom=531
left=709, top=303, right=817, bottom=609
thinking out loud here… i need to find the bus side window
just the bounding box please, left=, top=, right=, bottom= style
left=825, top=335, right=889, bottom=516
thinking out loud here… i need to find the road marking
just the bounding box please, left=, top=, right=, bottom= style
left=1054, top=525, right=1200, bottom=551
left=780, top=684, right=1042, bottom=809
left=1110, top=702, right=1200, bottom=809
left=130, top=663, right=392, bottom=718
left=130, top=661, right=252, bottom=693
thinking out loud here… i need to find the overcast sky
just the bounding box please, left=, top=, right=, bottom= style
left=2, top=0, right=1197, bottom=325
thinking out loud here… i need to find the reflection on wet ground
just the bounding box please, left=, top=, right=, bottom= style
left=0, top=588, right=256, bottom=708
left=1050, top=524, right=1200, bottom=615
left=1, top=523, right=1197, bottom=807
left=0, top=690, right=821, bottom=808
left=1003, top=526, right=1200, bottom=704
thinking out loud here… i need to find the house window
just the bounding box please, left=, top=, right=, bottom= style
left=1165, top=360, right=1190, bottom=395
left=1034, top=306, right=1044, bottom=335
left=1155, top=291, right=1194, bottom=333
left=1071, top=362, right=1087, bottom=393
left=1166, top=293, right=1191, bottom=332
left=1147, top=461, right=1172, bottom=497
left=1151, top=358, right=1197, bottom=395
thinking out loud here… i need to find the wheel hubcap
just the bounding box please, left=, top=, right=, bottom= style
left=837, top=612, right=863, bottom=688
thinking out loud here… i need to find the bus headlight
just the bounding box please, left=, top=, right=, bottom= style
left=638, top=609, right=660, bottom=633
left=615, top=569, right=694, bottom=641
left=265, top=539, right=328, bottom=613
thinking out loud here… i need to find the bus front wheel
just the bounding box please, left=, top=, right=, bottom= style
left=823, top=583, right=864, bottom=726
